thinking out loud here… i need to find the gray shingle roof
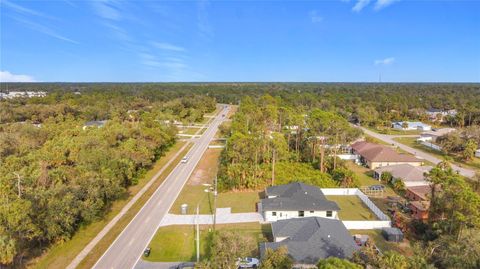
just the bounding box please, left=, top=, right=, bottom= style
left=260, top=217, right=359, bottom=264
left=261, top=183, right=339, bottom=211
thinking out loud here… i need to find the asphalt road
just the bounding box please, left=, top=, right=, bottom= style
left=92, top=106, right=229, bottom=269
left=359, top=126, right=476, bottom=178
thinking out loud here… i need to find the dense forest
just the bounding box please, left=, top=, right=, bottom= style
left=0, top=89, right=216, bottom=265
left=1, top=82, right=479, bottom=268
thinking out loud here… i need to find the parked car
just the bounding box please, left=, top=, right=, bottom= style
left=369, top=184, right=385, bottom=191
left=181, top=157, right=189, bottom=163
left=237, top=257, right=260, bottom=268
left=143, top=247, right=151, bottom=257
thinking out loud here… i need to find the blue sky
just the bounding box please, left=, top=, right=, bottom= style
left=1, top=0, right=479, bottom=82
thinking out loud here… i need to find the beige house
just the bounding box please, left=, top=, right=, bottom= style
left=374, top=164, right=432, bottom=187
left=351, top=141, right=422, bottom=169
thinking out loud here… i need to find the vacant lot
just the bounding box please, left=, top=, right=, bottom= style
left=326, top=195, right=377, bottom=220
left=144, top=222, right=270, bottom=262
left=171, top=148, right=260, bottom=214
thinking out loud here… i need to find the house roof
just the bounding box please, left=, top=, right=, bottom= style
left=351, top=141, right=422, bottom=163
left=260, top=217, right=359, bottom=264
left=261, top=183, right=339, bottom=212
left=375, top=164, right=432, bottom=183
left=421, top=128, right=456, bottom=137
left=393, top=121, right=431, bottom=128
left=409, top=201, right=430, bottom=211
left=406, top=185, right=433, bottom=201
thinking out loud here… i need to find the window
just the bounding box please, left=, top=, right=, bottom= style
left=272, top=212, right=277, bottom=216
left=298, top=211, right=304, bottom=217
left=326, top=211, right=333, bottom=217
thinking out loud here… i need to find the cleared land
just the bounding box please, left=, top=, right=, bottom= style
left=31, top=141, right=191, bottom=269
left=170, top=148, right=259, bottom=215
left=326, top=195, right=377, bottom=220
left=144, top=222, right=271, bottom=262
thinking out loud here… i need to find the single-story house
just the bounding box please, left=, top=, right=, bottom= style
left=426, top=109, right=457, bottom=122
left=260, top=217, right=359, bottom=267
left=392, top=121, right=431, bottom=131
left=259, top=183, right=340, bottom=222
left=417, top=128, right=456, bottom=142
left=405, top=185, right=432, bottom=201
left=374, top=164, right=432, bottom=187
left=409, top=201, right=429, bottom=220
left=83, top=120, right=108, bottom=130
left=476, top=149, right=480, bottom=158
left=351, top=141, right=423, bottom=169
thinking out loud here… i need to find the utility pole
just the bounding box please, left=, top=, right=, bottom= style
left=213, top=176, right=218, bottom=231
left=271, top=148, right=276, bottom=186
left=196, top=204, right=200, bottom=262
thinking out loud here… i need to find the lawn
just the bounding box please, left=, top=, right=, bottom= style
left=170, top=148, right=260, bottom=214
left=325, top=196, right=377, bottom=220
left=144, top=222, right=271, bottom=262
left=179, top=127, right=205, bottom=135
left=349, top=229, right=412, bottom=255
left=367, top=126, right=422, bottom=136
left=31, top=141, right=191, bottom=269
left=394, top=137, right=480, bottom=173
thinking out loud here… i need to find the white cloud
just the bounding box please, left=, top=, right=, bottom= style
left=2, top=0, right=56, bottom=20
left=12, top=17, right=78, bottom=44
left=374, top=57, right=395, bottom=65
left=152, top=42, right=185, bottom=52
left=352, top=0, right=371, bottom=12
left=91, top=0, right=121, bottom=21
left=374, top=0, right=399, bottom=10
left=0, top=71, right=37, bottom=82
left=309, top=10, right=323, bottom=23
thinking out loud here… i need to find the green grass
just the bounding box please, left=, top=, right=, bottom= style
left=180, top=127, right=205, bottom=135
left=367, top=126, right=422, bottom=136
left=31, top=141, right=190, bottom=269
left=394, top=137, right=480, bottom=173
left=170, top=186, right=260, bottom=214
left=144, top=223, right=270, bottom=262
left=326, top=196, right=377, bottom=220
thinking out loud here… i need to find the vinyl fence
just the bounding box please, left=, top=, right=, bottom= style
left=321, top=188, right=391, bottom=229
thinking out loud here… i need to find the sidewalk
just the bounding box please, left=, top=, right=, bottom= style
left=160, top=208, right=264, bottom=226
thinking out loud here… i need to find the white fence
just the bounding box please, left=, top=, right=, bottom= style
left=321, top=188, right=391, bottom=229
left=421, top=141, right=442, bottom=151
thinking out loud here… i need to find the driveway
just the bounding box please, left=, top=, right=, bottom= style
left=160, top=208, right=264, bottom=226
left=359, top=126, right=476, bottom=178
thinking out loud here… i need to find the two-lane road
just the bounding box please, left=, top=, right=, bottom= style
left=359, top=126, right=476, bottom=178
left=92, top=106, right=229, bottom=269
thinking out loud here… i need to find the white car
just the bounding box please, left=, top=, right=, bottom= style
left=181, top=157, right=189, bottom=163
left=237, top=257, right=259, bottom=268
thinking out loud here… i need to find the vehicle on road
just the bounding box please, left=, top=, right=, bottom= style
left=237, top=257, right=260, bottom=268
left=143, top=247, right=151, bottom=257
left=181, top=156, right=189, bottom=163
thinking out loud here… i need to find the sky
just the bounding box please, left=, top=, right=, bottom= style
left=0, top=0, right=479, bottom=82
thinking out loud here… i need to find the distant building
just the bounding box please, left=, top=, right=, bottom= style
left=83, top=120, right=108, bottom=130
left=259, top=183, right=340, bottom=222
left=476, top=149, right=480, bottom=158
left=392, top=121, right=431, bottom=131
left=0, top=91, right=47, bottom=99
left=374, top=164, right=432, bottom=187
left=351, top=141, right=423, bottom=169
left=417, top=128, right=456, bottom=142
left=426, top=109, right=457, bottom=122
left=260, top=217, right=359, bottom=267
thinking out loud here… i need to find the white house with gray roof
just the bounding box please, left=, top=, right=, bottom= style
left=260, top=183, right=340, bottom=222
left=260, top=217, right=359, bottom=267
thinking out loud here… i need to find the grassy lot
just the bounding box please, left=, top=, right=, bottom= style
left=144, top=222, right=270, bottom=262
left=170, top=148, right=259, bottom=214
left=31, top=141, right=191, bottom=269
left=349, top=230, right=412, bottom=255
left=367, top=126, right=422, bottom=136
left=179, top=127, right=205, bottom=135
left=326, top=196, right=377, bottom=220
left=364, top=134, right=391, bottom=145
left=394, top=137, right=480, bottom=173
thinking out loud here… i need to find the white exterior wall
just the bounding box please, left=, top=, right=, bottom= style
left=264, top=210, right=338, bottom=222
left=421, top=141, right=442, bottom=151
left=475, top=150, right=480, bottom=158
left=343, top=221, right=391, bottom=229
left=403, top=180, right=429, bottom=187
